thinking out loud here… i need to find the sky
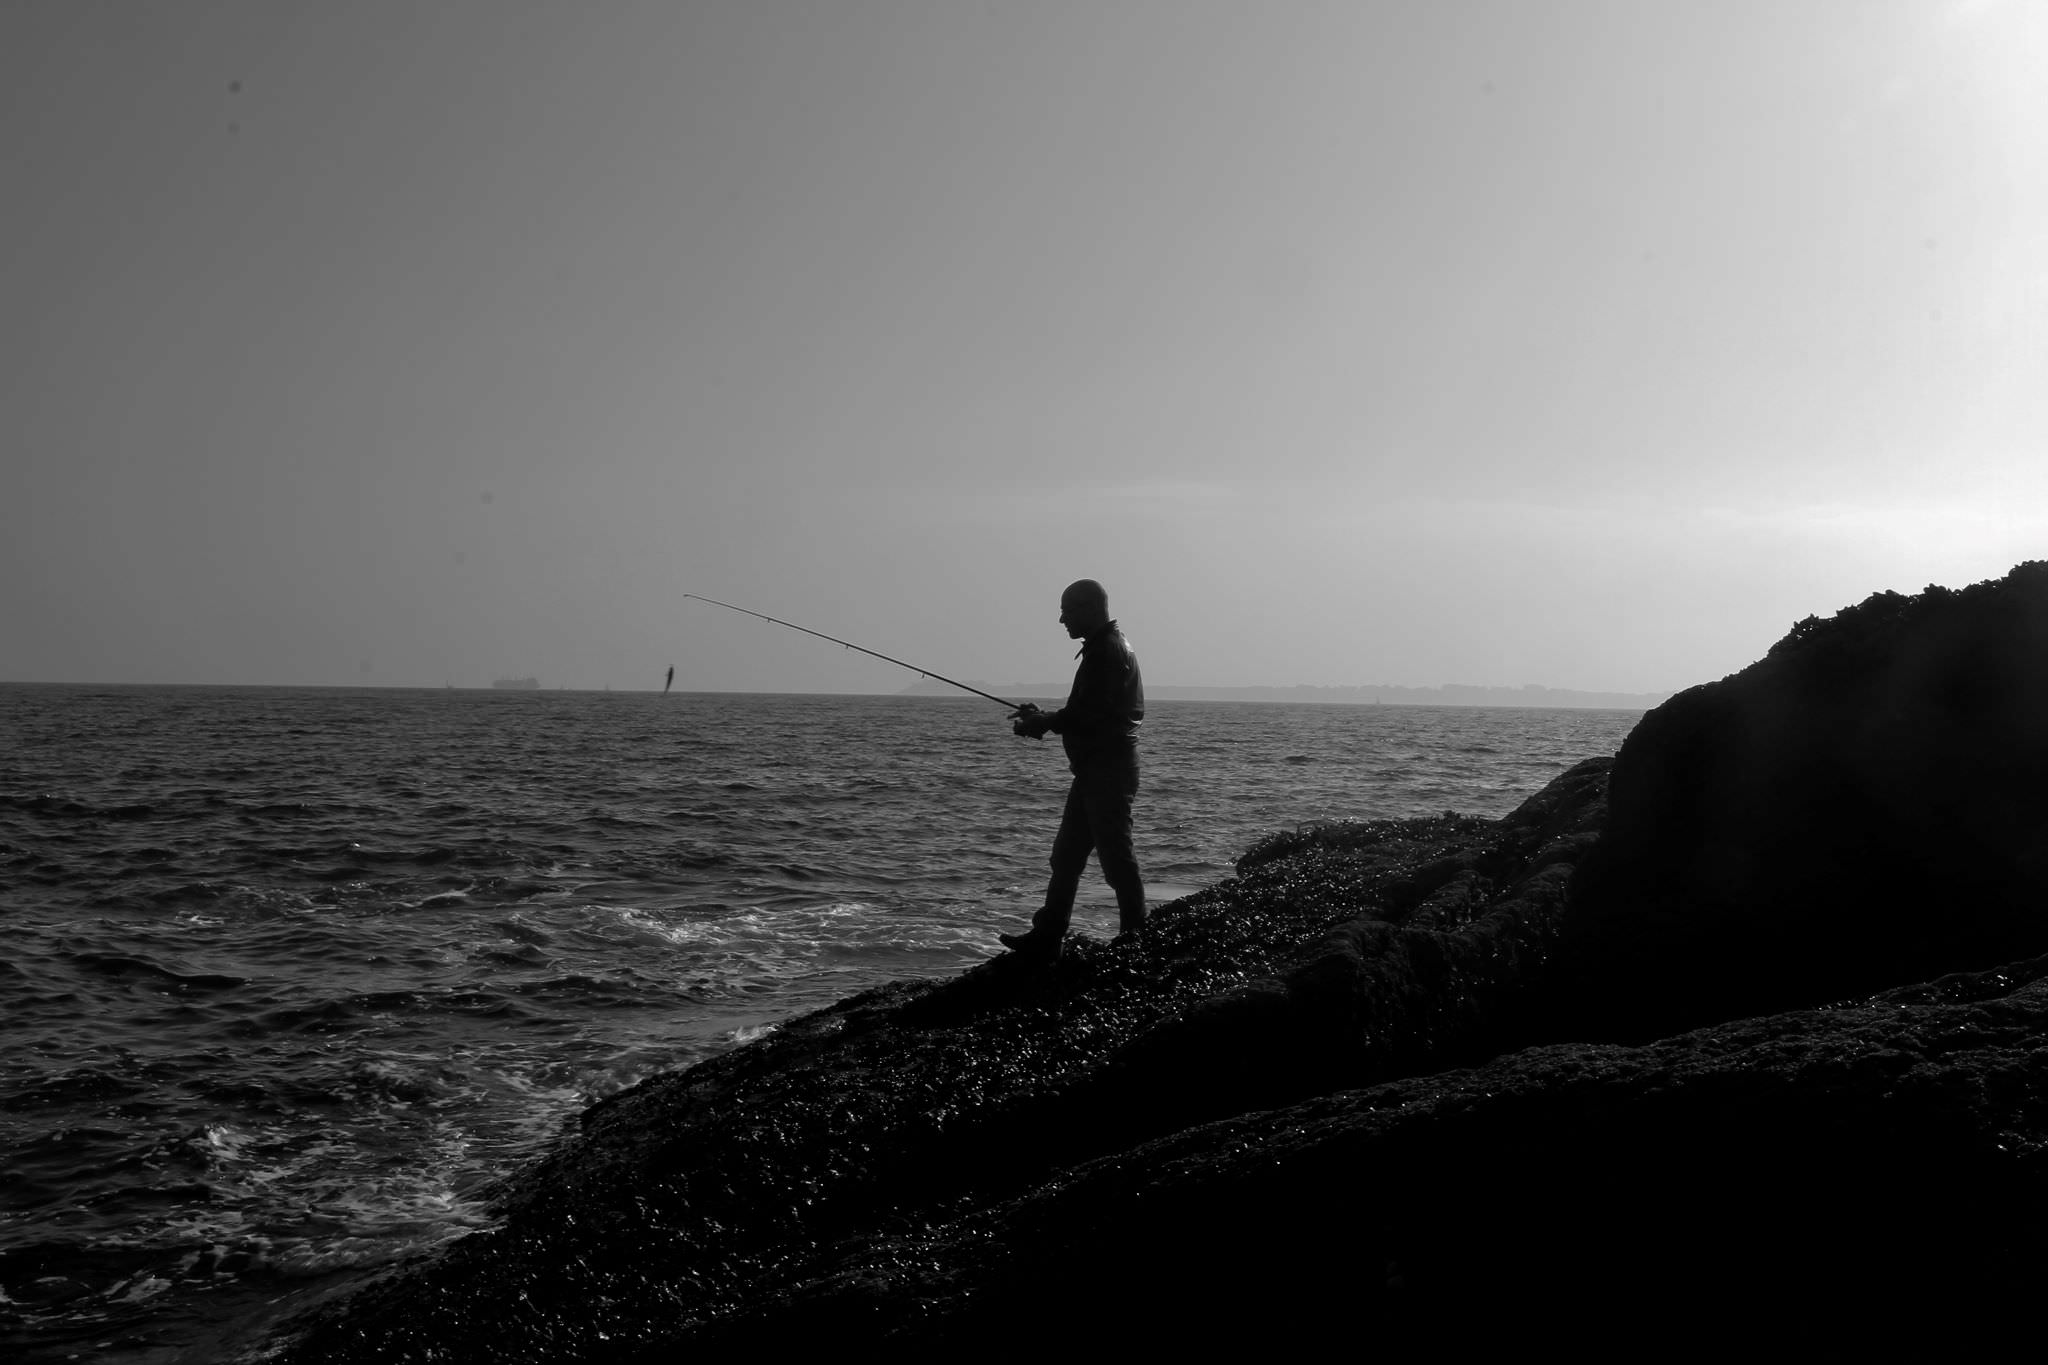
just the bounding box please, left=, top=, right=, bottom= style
left=5, top=0, right=2045, bottom=695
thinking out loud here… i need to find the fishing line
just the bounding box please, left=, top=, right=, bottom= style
left=683, top=595, right=1025, bottom=711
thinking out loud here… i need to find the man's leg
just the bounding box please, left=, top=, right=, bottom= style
left=1085, top=767, right=1146, bottom=934
left=1028, top=777, right=1093, bottom=943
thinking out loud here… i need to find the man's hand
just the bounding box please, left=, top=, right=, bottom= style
left=1010, top=703, right=1052, bottom=739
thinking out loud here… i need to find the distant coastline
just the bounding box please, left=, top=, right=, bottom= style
left=897, top=679, right=1670, bottom=710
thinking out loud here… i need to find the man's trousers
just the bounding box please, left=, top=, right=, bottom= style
left=1031, top=764, right=1146, bottom=938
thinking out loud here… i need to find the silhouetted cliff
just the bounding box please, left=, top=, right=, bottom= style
left=1561, top=560, right=2048, bottom=1037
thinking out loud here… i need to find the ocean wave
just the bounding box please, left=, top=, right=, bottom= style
left=0, top=794, right=159, bottom=821
left=69, top=954, right=248, bottom=993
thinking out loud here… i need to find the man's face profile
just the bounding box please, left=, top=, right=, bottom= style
left=1058, top=588, right=1104, bottom=639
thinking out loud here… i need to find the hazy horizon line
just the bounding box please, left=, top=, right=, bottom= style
left=1, top=677, right=1677, bottom=703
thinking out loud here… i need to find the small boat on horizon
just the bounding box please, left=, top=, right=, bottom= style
left=492, top=677, right=540, bottom=691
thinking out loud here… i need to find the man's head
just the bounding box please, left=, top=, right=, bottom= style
left=1059, top=579, right=1110, bottom=639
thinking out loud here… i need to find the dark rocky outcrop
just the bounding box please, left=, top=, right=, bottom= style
left=268, top=563, right=2048, bottom=1360
left=685, top=954, right=2048, bottom=1351
left=1091, top=754, right=1612, bottom=1134
left=1561, top=561, right=2048, bottom=1039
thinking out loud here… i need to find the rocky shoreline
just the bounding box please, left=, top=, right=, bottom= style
left=271, top=563, right=2048, bottom=1358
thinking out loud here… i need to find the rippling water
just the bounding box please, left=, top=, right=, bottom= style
left=0, top=684, right=1641, bottom=1362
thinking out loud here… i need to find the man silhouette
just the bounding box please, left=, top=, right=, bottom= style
left=1001, top=579, right=1147, bottom=960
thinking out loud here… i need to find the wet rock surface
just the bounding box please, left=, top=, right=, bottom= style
left=688, top=953, right=2048, bottom=1350
left=271, top=564, right=2048, bottom=1359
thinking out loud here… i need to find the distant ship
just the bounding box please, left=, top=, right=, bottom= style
left=492, top=677, right=540, bottom=691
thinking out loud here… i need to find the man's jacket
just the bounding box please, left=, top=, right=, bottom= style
left=1047, top=621, right=1144, bottom=773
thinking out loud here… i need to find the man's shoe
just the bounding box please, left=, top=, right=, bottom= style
left=998, top=930, right=1061, bottom=960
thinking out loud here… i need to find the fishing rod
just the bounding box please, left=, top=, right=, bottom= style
left=683, top=594, right=1025, bottom=712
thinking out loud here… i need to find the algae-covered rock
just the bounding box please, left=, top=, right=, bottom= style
left=1094, top=756, right=1610, bottom=1132
left=685, top=954, right=2048, bottom=1350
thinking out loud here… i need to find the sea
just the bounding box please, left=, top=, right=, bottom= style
left=0, top=684, right=1643, bottom=1363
